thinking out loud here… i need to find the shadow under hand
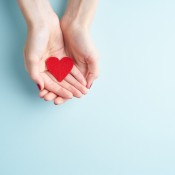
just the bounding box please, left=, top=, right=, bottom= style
left=1, top=0, right=37, bottom=99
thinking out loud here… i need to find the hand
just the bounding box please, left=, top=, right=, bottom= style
left=18, top=0, right=98, bottom=105
left=27, top=16, right=89, bottom=100
left=40, top=0, right=99, bottom=105
left=62, top=0, right=99, bottom=88
left=18, top=0, right=88, bottom=102
left=62, top=20, right=99, bottom=88
left=41, top=19, right=99, bottom=104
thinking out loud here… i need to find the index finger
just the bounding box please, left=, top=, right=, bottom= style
left=70, top=65, right=87, bottom=86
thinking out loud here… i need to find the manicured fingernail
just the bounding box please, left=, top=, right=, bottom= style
left=37, top=84, right=41, bottom=90
left=89, top=83, right=93, bottom=89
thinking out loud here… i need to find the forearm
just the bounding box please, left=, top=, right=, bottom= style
left=18, top=0, right=55, bottom=28
left=63, top=0, right=98, bottom=28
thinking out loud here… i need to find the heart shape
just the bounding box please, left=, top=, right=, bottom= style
left=46, top=57, right=74, bottom=82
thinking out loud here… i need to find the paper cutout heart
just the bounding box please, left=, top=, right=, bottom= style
left=46, top=57, right=74, bottom=82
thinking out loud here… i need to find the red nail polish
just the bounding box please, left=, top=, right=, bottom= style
left=37, top=84, right=41, bottom=90
left=89, top=83, right=93, bottom=89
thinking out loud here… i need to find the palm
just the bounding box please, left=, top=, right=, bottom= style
left=63, top=29, right=92, bottom=77
left=25, top=16, right=88, bottom=101
left=25, top=19, right=65, bottom=74
left=62, top=25, right=99, bottom=89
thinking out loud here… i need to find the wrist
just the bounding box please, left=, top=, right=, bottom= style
left=27, top=12, right=58, bottom=30
left=60, top=15, right=89, bottom=35
left=18, top=0, right=57, bottom=29
left=61, top=8, right=92, bottom=30
left=61, top=0, right=98, bottom=30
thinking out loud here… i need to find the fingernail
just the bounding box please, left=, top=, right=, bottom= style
left=37, top=84, right=41, bottom=90
left=89, top=83, right=93, bottom=89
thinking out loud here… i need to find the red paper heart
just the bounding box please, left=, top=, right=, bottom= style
left=46, top=57, right=74, bottom=82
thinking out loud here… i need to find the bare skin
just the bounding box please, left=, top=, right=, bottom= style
left=18, top=0, right=88, bottom=101
left=40, top=0, right=99, bottom=105
left=18, top=0, right=99, bottom=105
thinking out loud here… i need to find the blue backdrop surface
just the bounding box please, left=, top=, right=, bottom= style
left=0, top=0, right=175, bottom=175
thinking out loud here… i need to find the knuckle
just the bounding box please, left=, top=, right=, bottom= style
left=73, top=71, right=80, bottom=78
left=89, top=72, right=99, bottom=80
left=67, top=85, right=74, bottom=92
left=93, top=53, right=99, bottom=61
left=94, top=74, right=99, bottom=79
left=80, top=86, right=87, bottom=94
left=55, top=87, right=61, bottom=94
left=30, top=72, right=37, bottom=81
left=45, top=95, right=50, bottom=101
left=87, top=53, right=99, bottom=63
left=48, top=79, right=55, bottom=87
left=47, top=95, right=53, bottom=101
left=94, top=70, right=99, bottom=79
left=74, top=90, right=82, bottom=98
left=70, top=86, right=79, bottom=96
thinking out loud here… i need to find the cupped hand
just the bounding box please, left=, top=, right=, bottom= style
left=41, top=18, right=99, bottom=105
left=62, top=20, right=99, bottom=88
left=24, top=13, right=88, bottom=101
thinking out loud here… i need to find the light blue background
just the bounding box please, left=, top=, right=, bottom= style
left=0, top=0, right=175, bottom=175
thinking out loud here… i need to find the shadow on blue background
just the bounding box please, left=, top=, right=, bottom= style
left=1, top=0, right=31, bottom=94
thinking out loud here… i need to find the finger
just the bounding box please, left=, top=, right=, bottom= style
left=41, top=73, right=73, bottom=99
left=65, top=74, right=88, bottom=95
left=39, top=89, right=49, bottom=98
left=60, top=80, right=83, bottom=98
left=43, top=92, right=57, bottom=101
left=46, top=71, right=83, bottom=98
left=86, top=56, right=99, bottom=89
left=70, top=65, right=87, bottom=86
left=54, top=97, right=68, bottom=105
left=27, top=60, right=44, bottom=90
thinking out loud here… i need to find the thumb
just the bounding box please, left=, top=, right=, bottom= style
left=86, top=56, right=99, bottom=89
left=28, top=64, right=44, bottom=91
